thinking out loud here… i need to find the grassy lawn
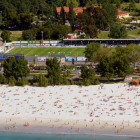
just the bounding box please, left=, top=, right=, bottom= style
left=97, top=32, right=109, bottom=39
left=121, top=2, right=140, bottom=9
left=10, top=31, right=22, bottom=41
left=128, top=29, right=140, bottom=37
left=96, top=31, right=137, bottom=39
left=9, top=47, right=86, bottom=56
left=9, top=47, right=115, bottom=56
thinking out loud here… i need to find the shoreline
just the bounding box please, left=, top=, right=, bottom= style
left=0, top=117, right=140, bottom=137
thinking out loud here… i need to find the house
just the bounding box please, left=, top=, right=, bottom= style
left=74, top=29, right=85, bottom=36
left=65, top=33, right=77, bottom=39
left=56, top=6, right=102, bottom=15
left=118, top=9, right=130, bottom=19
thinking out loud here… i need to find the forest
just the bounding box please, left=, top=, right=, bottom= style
left=0, top=0, right=137, bottom=18
left=0, top=0, right=137, bottom=41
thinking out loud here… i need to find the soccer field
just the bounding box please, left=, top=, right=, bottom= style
left=9, top=47, right=85, bottom=56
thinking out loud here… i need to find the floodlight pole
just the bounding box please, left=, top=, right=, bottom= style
left=20, top=39, right=23, bottom=55
left=41, top=31, right=43, bottom=46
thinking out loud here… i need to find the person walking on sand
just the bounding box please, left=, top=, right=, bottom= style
left=78, top=128, right=80, bottom=133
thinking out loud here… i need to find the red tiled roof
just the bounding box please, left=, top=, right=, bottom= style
left=73, top=8, right=86, bottom=15
left=56, top=6, right=69, bottom=13
left=56, top=6, right=102, bottom=15
left=74, top=29, right=82, bottom=31
left=57, top=7, right=125, bottom=16
left=118, top=9, right=129, bottom=15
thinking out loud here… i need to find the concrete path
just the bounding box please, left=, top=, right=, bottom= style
left=128, top=34, right=140, bottom=38
left=70, top=73, right=81, bottom=81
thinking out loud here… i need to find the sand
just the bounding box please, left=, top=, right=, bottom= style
left=0, top=83, right=140, bottom=136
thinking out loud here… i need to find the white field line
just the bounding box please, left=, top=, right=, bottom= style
left=5, top=47, right=14, bottom=53
left=26, top=50, right=33, bottom=56
left=67, top=48, right=77, bottom=56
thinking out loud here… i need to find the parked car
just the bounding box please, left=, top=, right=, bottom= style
left=30, top=67, right=34, bottom=70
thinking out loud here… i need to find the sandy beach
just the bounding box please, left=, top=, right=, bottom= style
left=0, top=83, right=140, bottom=136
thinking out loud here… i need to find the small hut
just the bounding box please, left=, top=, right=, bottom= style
left=131, top=80, right=139, bottom=86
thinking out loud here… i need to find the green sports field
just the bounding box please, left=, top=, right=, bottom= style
left=9, top=47, right=85, bottom=56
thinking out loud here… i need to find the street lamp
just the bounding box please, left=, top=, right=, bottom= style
left=41, top=31, right=43, bottom=46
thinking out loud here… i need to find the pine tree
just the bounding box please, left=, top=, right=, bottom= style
left=60, top=4, right=65, bottom=25
left=69, top=2, right=75, bottom=30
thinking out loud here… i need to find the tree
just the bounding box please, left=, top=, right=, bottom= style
left=52, top=3, right=58, bottom=20
left=16, top=78, right=28, bottom=86
left=22, top=29, right=36, bottom=40
left=95, top=47, right=112, bottom=63
left=38, top=74, right=48, bottom=87
left=0, top=74, right=3, bottom=84
left=68, top=2, right=76, bottom=30
left=84, top=42, right=100, bottom=66
left=46, top=57, right=62, bottom=85
left=83, top=24, right=97, bottom=38
left=76, top=12, right=95, bottom=30
left=4, top=12, right=17, bottom=28
left=14, top=57, right=30, bottom=79
left=72, top=58, right=75, bottom=65
left=116, top=1, right=121, bottom=8
left=66, top=0, right=79, bottom=7
left=1, top=30, right=11, bottom=42
left=3, top=56, right=30, bottom=81
left=9, top=76, right=16, bottom=86
left=127, top=44, right=140, bottom=67
left=113, top=45, right=128, bottom=58
left=3, top=57, right=16, bottom=80
left=51, top=24, right=72, bottom=39
left=38, top=0, right=48, bottom=15
left=114, top=56, right=134, bottom=78
left=108, top=23, right=128, bottom=39
left=103, top=3, right=118, bottom=22
left=16, top=13, right=32, bottom=29
left=129, top=0, right=136, bottom=11
left=35, top=27, right=51, bottom=40
left=31, top=0, right=39, bottom=15
left=91, top=7, right=111, bottom=31
left=81, top=65, right=96, bottom=85
left=60, top=5, right=65, bottom=25
left=98, top=55, right=114, bottom=82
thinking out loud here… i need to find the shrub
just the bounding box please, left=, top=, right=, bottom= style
left=78, top=80, right=83, bottom=86
left=94, top=79, right=100, bottom=85
left=62, top=77, right=70, bottom=85
left=2, top=77, right=8, bottom=84
left=28, top=79, right=34, bottom=85
left=33, top=75, right=39, bottom=83
left=16, top=78, right=28, bottom=86
left=38, top=74, right=48, bottom=87
left=29, top=64, right=34, bottom=67
left=9, top=76, right=16, bottom=86
left=83, top=79, right=90, bottom=86
left=70, top=81, right=74, bottom=85
left=0, top=74, right=3, bottom=84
